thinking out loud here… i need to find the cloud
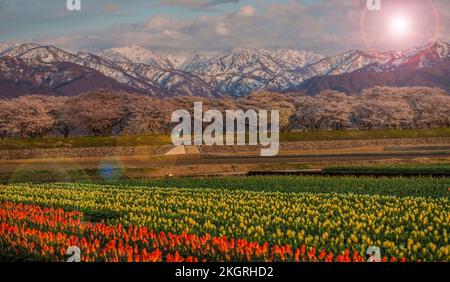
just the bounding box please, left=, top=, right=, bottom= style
left=7, top=0, right=450, bottom=55
left=146, top=15, right=171, bottom=30
left=103, top=5, right=121, bottom=13
left=215, top=22, right=229, bottom=35
left=159, top=0, right=240, bottom=9
left=236, top=5, right=255, bottom=17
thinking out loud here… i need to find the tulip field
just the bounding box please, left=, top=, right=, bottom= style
left=0, top=176, right=449, bottom=262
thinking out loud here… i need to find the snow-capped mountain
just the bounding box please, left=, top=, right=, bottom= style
left=264, top=48, right=324, bottom=69
left=362, top=41, right=450, bottom=72
left=294, top=42, right=450, bottom=95
left=116, top=61, right=221, bottom=97
left=182, top=47, right=324, bottom=96
left=0, top=41, right=448, bottom=98
left=299, top=49, right=398, bottom=80
left=0, top=43, right=15, bottom=54
left=164, top=50, right=225, bottom=69
left=0, top=43, right=159, bottom=93
left=2, top=44, right=218, bottom=96
left=0, top=44, right=214, bottom=97
left=0, top=56, right=138, bottom=98
left=101, top=45, right=324, bottom=96
left=102, top=46, right=175, bottom=70
left=297, top=57, right=450, bottom=95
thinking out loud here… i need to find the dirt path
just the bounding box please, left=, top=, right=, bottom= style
left=1, top=152, right=449, bottom=173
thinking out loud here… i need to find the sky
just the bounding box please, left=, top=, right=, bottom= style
left=0, top=0, right=449, bottom=55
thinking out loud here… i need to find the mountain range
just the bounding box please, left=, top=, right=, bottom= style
left=0, top=41, right=448, bottom=98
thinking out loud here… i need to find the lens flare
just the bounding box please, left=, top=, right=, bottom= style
left=98, top=158, right=124, bottom=182
left=360, top=0, right=441, bottom=50
left=390, top=15, right=410, bottom=36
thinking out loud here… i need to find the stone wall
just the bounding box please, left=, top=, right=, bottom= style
left=198, top=138, right=450, bottom=153
left=1, top=137, right=449, bottom=160
left=0, top=145, right=174, bottom=160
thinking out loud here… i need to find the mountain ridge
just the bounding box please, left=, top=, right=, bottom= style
left=0, top=41, right=448, bottom=98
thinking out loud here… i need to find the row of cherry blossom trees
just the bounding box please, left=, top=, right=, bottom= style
left=289, top=87, right=450, bottom=131
left=0, top=87, right=449, bottom=138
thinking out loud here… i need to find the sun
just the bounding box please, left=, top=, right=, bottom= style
left=390, top=15, right=411, bottom=36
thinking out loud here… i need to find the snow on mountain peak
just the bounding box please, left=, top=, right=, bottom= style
left=264, top=48, right=325, bottom=68
left=423, top=41, right=449, bottom=59
left=103, top=45, right=175, bottom=70
left=0, top=41, right=448, bottom=97
left=0, top=43, right=17, bottom=55
left=364, top=41, right=450, bottom=71
left=0, top=43, right=42, bottom=57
